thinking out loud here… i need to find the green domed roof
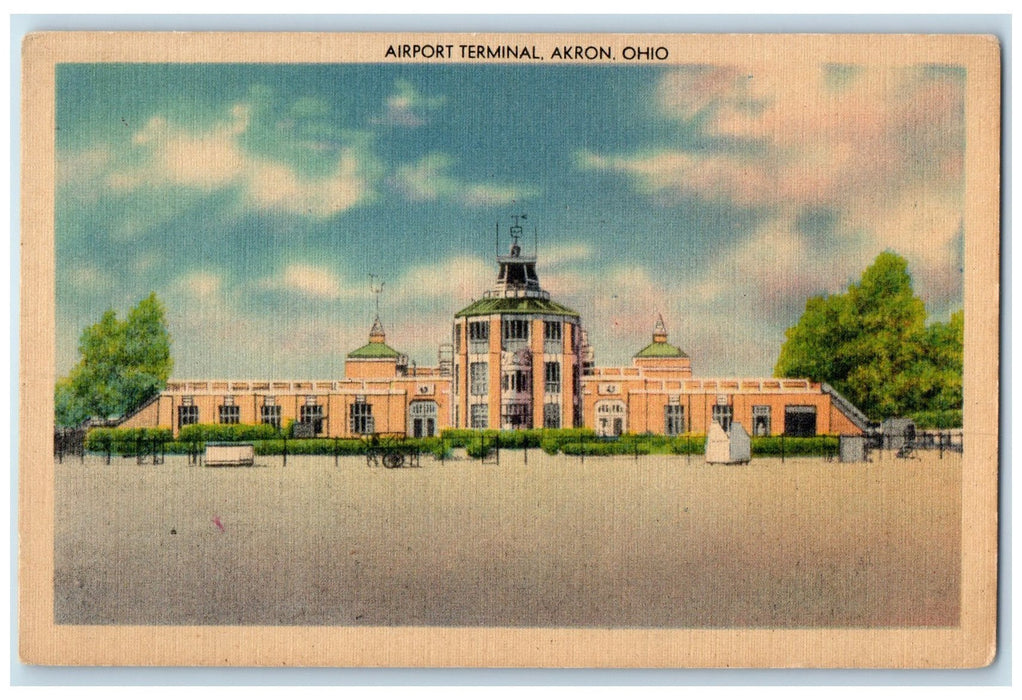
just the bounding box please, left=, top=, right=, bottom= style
left=347, top=341, right=402, bottom=359
left=454, top=296, right=580, bottom=318
left=634, top=341, right=687, bottom=358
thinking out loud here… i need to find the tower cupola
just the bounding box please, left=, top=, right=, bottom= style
left=493, top=214, right=544, bottom=298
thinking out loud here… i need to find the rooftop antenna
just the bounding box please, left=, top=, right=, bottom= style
left=510, top=213, right=526, bottom=257
left=369, top=274, right=384, bottom=319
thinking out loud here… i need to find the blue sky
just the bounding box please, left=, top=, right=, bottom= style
left=56, top=62, right=965, bottom=379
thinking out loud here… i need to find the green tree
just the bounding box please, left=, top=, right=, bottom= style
left=775, top=252, right=962, bottom=422
left=55, top=293, right=173, bottom=427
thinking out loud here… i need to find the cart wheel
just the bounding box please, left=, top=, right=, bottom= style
left=383, top=453, right=403, bottom=469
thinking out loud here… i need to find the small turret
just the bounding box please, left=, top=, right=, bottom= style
left=633, top=315, right=692, bottom=377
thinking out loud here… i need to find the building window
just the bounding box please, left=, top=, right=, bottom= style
left=350, top=401, right=373, bottom=435
left=544, top=320, right=562, bottom=341
left=470, top=362, right=488, bottom=396
left=595, top=400, right=626, bottom=436
left=177, top=404, right=199, bottom=429
left=543, top=403, right=561, bottom=429
left=501, top=402, right=531, bottom=429
left=784, top=405, right=817, bottom=437
left=468, top=321, right=489, bottom=353
left=453, top=364, right=459, bottom=394
left=469, top=320, right=489, bottom=341
left=261, top=405, right=281, bottom=429
left=502, top=318, right=529, bottom=341
left=470, top=403, right=488, bottom=429
left=300, top=397, right=325, bottom=435
left=502, top=369, right=531, bottom=392
left=453, top=323, right=462, bottom=353
left=752, top=405, right=771, bottom=436
left=665, top=404, right=684, bottom=436
left=712, top=404, right=733, bottom=432
left=544, top=361, right=561, bottom=393
left=218, top=397, right=240, bottom=424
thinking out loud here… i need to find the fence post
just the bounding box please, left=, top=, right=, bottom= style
left=634, top=439, right=639, bottom=461
left=580, top=435, right=585, bottom=465
left=524, top=437, right=528, bottom=466
left=780, top=433, right=785, bottom=464
left=282, top=434, right=288, bottom=468
left=334, top=436, right=339, bottom=468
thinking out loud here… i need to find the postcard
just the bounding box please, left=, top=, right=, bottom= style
left=19, top=32, right=1000, bottom=667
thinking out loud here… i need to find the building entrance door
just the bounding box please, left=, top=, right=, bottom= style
left=408, top=401, right=438, bottom=437
left=412, top=417, right=436, bottom=438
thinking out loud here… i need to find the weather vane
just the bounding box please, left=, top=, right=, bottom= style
left=509, top=213, right=527, bottom=256
left=369, top=274, right=384, bottom=317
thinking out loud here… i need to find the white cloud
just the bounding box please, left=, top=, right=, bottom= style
left=579, top=62, right=965, bottom=333
left=538, top=242, right=592, bottom=268
left=172, top=270, right=223, bottom=300
left=390, top=255, right=493, bottom=306
left=256, top=263, right=360, bottom=301
left=391, top=153, right=538, bottom=208
left=376, top=80, right=445, bottom=127
left=105, top=104, right=373, bottom=218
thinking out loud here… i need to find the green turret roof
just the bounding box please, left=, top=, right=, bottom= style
left=634, top=341, right=688, bottom=358
left=455, top=297, right=580, bottom=318
left=347, top=341, right=402, bottom=359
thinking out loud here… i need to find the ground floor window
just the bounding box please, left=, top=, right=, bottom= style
left=665, top=403, right=684, bottom=436
left=260, top=405, right=281, bottom=429
left=218, top=397, right=240, bottom=424
left=470, top=403, right=488, bottom=429
left=349, top=402, right=372, bottom=435
left=300, top=404, right=325, bottom=435
left=543, top=403, right=560, bottom=429
left=784, top=405, right=817, bottom=437
left=177, top=404, right=199, bottom=429
left=711, top=404, right=733, bottom=432
left=502, top=402, right=531, bottom=429
left=752, top=405, right=771, bottom=436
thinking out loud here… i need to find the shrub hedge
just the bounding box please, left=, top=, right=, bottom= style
left=177, top=423, right=281, bottom=443
left=749, top=435, right=839, bottom=456
left=85, top=427, right=174, bottom=455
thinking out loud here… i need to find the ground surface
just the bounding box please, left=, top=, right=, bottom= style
left=53, top=449, right=961, bottom=627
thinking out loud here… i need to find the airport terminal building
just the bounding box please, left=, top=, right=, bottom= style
left=120, top=222, right=869, bottom=439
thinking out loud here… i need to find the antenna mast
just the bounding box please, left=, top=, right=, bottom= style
left=369, top=274, right=384, bottom=319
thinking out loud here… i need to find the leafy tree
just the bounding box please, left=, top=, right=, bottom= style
left=55, top=293, right=173, bottom=427
left=775, top=252, right=962, bottom=422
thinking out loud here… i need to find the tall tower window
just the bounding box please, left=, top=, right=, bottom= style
left=470, top=403, right=488, bottom=429
left=470, top=362, right=488, bottom=396
left=543, top=403, right=561, bottom=429
left=502, top=319, right=529, bottom=341
left=468, top=321, right=489, bottom=353
left=544, top=361, right=561, bottom=393
left=502, top=370, right=531, bottom=392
